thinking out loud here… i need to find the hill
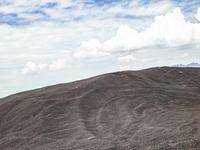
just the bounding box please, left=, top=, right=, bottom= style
left=0, top=67, right=200, bottom=150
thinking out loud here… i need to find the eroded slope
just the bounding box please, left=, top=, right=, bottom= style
left=0, top=67, right=200, bottom=150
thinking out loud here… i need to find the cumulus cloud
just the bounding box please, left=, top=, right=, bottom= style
left=21, top=59, right=71, bottom=75
left=196, top=8, right=200, bottom=21
left=180, top=53, right=189, bottom=58
left=49, top=59, right=68, bottom=70
left=79, top=8, right=200, bottom=55
left=118, top=55, right=136, bottom=64
left=21, top=62, right=42, bottom=75
left=117, top=55, right=136, bottom=70
left=74, top=38, right=110, bottom=58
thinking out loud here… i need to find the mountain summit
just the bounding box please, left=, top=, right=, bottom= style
left=0, top=67, right=200, bottom=150
left=174, top=62, right=200, bottom=68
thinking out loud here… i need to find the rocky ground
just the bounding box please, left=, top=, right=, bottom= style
left=0, top=67, right=200, bottom=150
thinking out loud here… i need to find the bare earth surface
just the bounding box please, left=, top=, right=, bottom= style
left=0, top=67, right=200, bottom=150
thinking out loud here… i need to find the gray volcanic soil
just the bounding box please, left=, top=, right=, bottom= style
left=0, top=67, right=200, bottom=150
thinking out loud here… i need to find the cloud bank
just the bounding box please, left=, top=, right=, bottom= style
left=77, top=8, right=200, bottom=57
left=196, top=8, right=200, bottom=21
left=21, top=59, right=71, bottom=75
left=0, top=0, right=175, bottom=26
left=117, top=55, right=136, bottom=70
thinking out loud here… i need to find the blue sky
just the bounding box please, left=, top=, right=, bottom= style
left=0, top=0, right=199, bottom=26
left=0, top=0, right=200, bottom=97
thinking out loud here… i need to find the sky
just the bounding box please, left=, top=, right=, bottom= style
left=0, top=0, right=200, bottom=97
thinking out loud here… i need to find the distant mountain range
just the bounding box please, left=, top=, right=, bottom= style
left=173, top=62, right=200, bottom=67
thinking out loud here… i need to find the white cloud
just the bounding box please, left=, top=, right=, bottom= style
left=118, top=65, right=131, bottom=70
left=117, top=55, right=136, bottom=70
left=49, top=59, right=68, bottom=70
left=118, top=55, right=136, bottom=64
left=141, top=58, right=153, bottom=63
left=107, top=0, right=173, bottom=17
left=0, top=24, right=76, bottom=55
left=74, top=38, right=110, bottom=58
left=79, top=8, right=200, bottom=55
left=21, top=59, right=71, bottom=75
left=196, top=8, right=200, bottom=21
left=0, top=0, right=174, bottom=27
left=180, top=53, right=189, bottom=58
left=21, top=61, right=39, bottom=75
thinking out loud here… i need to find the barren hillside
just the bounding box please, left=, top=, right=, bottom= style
left=0, top=67, right=200, bottom=150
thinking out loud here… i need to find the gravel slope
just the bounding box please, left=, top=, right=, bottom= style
left=0, top=67, right=200, bottom=150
